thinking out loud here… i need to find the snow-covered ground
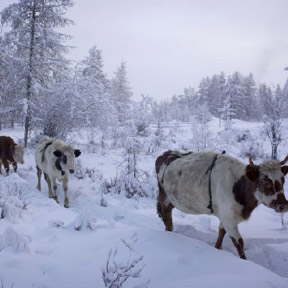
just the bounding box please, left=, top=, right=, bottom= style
left=1, top=120, right=288, bottom=288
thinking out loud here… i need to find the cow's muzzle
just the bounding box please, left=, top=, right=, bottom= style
left=270, top=193, right=288, bottom=213
left=69, top=169, right=75, bottom=174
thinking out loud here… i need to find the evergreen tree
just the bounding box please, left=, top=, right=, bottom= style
left=209, top=72, right=226, bottom=117
left=243, top=73, right=257, bottom=121
left=75, top=46, right=114, bottom=133
left=197, top=76, right=211, bottom=106
left=110, top=62, right=132, bottom=124
left=1, top=0, right=74, bottom=145
left=224, top=72, right=246, bottom=120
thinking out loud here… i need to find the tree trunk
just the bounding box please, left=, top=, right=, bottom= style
left=24, top=0, right=36, bottom=147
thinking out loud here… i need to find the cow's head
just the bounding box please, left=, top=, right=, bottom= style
left=14, top=145, right=25, bottom=164
left=246, top=155, right=288, bottom=213
left=53, top=146, right=81, bottom=175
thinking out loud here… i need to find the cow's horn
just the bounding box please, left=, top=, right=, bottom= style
left=249, top=154, right=256, bottom=166
left=280, top=155, right=288, bottom=165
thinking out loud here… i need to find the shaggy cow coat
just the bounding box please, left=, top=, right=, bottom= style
left=156, top=151, right=288, bottom=259
left=35, top=136, right=81, bottom=208
left=0, top=136, right=25, bottom=175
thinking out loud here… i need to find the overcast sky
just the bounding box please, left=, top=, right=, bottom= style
left=1, top=0, right=288, bottom=101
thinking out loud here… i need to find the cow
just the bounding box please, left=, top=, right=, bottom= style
left=0, top=136, right=25, bottom=175
left=35, top=136, right=81, bottom=208
left=155, top=150, right=288, bottom=259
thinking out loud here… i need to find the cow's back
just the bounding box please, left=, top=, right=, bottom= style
left=159, top=152, right=217, bottom=214
left=35, top=136, right=54, bottom=171
left=159, top=151, right=246, bottom=215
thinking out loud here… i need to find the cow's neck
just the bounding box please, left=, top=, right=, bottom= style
left=232, top=175, right=259, bottom=219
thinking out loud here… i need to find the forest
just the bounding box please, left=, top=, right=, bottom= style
left=0, top=0, right=287, bottom=161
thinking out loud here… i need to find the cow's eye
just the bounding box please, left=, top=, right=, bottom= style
left=264, top=181, right=271, bottom=187
left=275, top=180, right=282, bottom=192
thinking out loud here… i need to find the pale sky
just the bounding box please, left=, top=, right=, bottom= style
left=1, top=0, right=288, bottom=100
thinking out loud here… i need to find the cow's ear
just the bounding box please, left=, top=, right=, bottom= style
left=53, top=150, right=62, bottom=157
left=74, top=149, right=81, bottom=157
left=281, top=166, right=288, bottom=175
left=246, top=165, right=259, bottom=182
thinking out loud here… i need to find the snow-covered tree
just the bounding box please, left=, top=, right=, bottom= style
left=219, top=95, right=235, bottom=130
left=260, top=84, right=283, bottom=159
left=224, top=72, right=246, bottom=120
left=208, top=72, right=226, bottom=117
left=110, top=62, right=132, bottom=124
left=191, top=103, right=212, bottom=150
left=243, top=73, right=257, bottom=121
left=75, top=46, right=116, bottom=143
left=1, top=0, right=74, bottom=145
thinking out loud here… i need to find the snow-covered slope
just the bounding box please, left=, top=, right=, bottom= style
left=0, top=122, right=288, bottom=288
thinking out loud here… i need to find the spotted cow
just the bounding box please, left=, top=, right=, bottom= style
left=35, top=136, right=81, bottom=208
left=156, top=150, right=288, bottom=259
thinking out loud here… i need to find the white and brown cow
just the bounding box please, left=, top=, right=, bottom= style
left=0, top=136, right=25, bottom=175
left=156, top=150, right=288, bottom=259
left=35, top=136, right=81, bottom=208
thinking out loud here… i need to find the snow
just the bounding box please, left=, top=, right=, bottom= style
left=1, top=121, right=288, bottom=288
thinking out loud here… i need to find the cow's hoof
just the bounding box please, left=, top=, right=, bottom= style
left=53, top=196, right=60, bottom=204
left=64, top=203, right=70, bottom=208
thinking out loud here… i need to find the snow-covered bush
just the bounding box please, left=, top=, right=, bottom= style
left=0, top=226, right=30, bottom=253
left=74, top=159, right=103, bottom=182
left=0, top=174, right=29, bottom=222
left=102, top=237, right=149, bottom=288
left=101, top=170, right=156, bottom=199
left=239, top=132, right=265, bottom=160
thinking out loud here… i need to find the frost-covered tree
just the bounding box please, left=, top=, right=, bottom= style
left=1, top=0, right=74, bottom=145
left=260, top=85, right=283, bottom=160
left=258, top=83, right=273, bottom=116
left=243, top=73, right=257, bottom=121
left=224, top=72, right=246, bottom=120
left=197, top=76, right=211, bottom=107
left=75, top=46, right=116, bottom=143
left=191, top=103, right=212, bottom=150
left=0, top=35, right=22, bottom=129
left=129, top=95, right=153, bottom=136
left=110, top=62, right=132, bottom=124
left=219, top=95, right=235, bottom=130
left=209, top=72, right=226, bottom=117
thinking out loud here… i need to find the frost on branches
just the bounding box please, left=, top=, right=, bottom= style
left=102, top=237, right=149, bottom=288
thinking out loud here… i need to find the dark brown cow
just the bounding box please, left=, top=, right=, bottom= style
left=0, top=136, right=25, bottom=175
left=156, top=150, right=288, bottom=259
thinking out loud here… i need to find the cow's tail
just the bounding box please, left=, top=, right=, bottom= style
left=157, top=198, right=163, bottom=219
left=156, top=182, right=166, bottom=219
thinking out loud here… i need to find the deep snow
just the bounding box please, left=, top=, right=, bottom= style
left=0, top=121, right=288, bottom=288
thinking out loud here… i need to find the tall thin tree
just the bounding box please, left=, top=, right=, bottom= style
left=1, top=0, right=74, bottom=146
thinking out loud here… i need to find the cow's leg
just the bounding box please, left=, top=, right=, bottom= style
left=162, top=203, right=174, bottom=231
left=222, top=221, right=246, bottom=259
left=157, top=183, right=174, bottom=231
left=12, top=161, right=18, bottom=173
left=51, top=176, right=59, bottom=204
left=62, top=175, right=69, bottom=208
left=36, top=166, right=42, bottom=191
left=215, top=223, right=226, bottom=249
left=44, top=173, right=58, bottom=202
left=2, top=160, right=10, bottom=175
